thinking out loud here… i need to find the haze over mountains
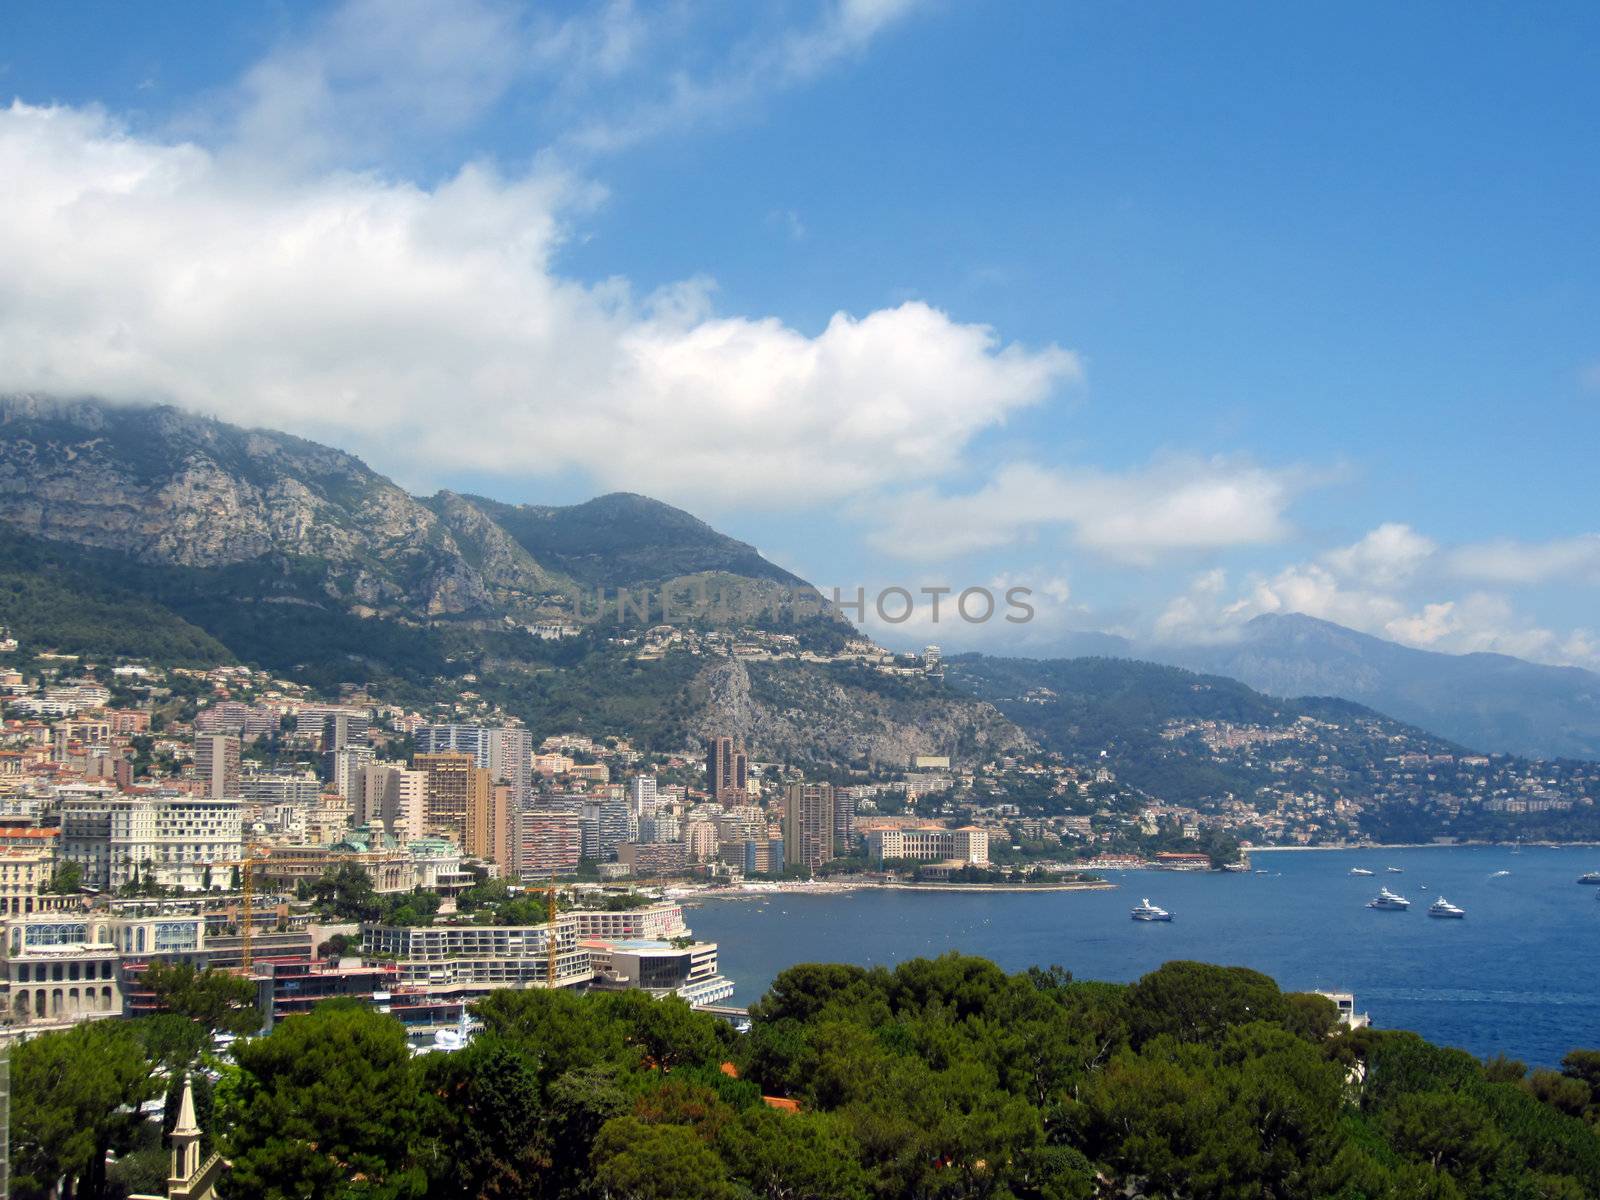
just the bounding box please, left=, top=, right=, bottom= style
left=1037, top=617, right=1600, bottom=761
left=2, top=394, right=1598, bottom=764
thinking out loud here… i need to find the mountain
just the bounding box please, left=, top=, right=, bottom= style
left=0, top=395, right=1013, bottom=767
left=1153, top=613, right=1600, bottom=761
left=462, top=492, right=803, bottom=591
left=946, top=653, right=1600, bottom=843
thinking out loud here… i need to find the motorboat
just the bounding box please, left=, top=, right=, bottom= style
left=1385, top=867, right=1404, bottom=873
left=1428, top=896, right=1466, bottom=919
left=1349, top=867, right=1375, bottom=877
left=1579, top=872, right=1600, bottom=885
left=1367, top=887, right=1410, bottom=911
left=1489, top=870, right=1511, bottom=878
left=1131, top=898, right=1173, bottom=922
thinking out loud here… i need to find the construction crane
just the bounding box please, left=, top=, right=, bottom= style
left=545, top=882, right=559, bottom=988
left=216, top=843, right=271, bottom=971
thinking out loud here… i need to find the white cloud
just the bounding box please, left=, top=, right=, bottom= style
left=220, top=0, right=534, bottom=171
left=565, top=0, right=925, bottom=153
left=1322, top=522, right=1436, bottom=588
left=1154, top=561, right=1600, bottom=671
left=1445, top=534, right=1600, bottom=585
left=864, top=458, right=1301, bottom=563
left=0, top=100, right=1074, bottom=510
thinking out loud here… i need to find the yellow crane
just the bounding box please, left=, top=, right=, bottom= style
left=546, top=882, right=559, bottom=988
left=217, top=842, right=271, bottom=971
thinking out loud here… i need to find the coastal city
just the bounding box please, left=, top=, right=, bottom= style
left=4, top=623, right=1600, bottom=1048
left=7, top=4, right=1600, bottom=1196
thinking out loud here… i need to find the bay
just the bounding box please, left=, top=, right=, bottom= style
left=686, top=844, right=1600, bottom=1066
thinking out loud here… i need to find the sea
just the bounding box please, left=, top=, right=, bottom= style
left=686, top=845, right=1600, bottom=1067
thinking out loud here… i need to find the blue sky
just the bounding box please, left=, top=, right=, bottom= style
left=1, top=1, right=1597, bottom=663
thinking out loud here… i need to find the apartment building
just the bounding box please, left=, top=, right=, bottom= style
left=415, top=752, right=488, bottom=844
left=783, top=782, right=835, bottom=871
left=0, top=846, right=54, bottom=915
left=363, top=917, right=592, bottom=996
left=568, top=902, right=688, bottom=940
left=466, top=782, right=516, bottom=867
left=354, top=764, right=428, bottom=842
left=193, top=733, right=242, bottom=800
left=617, top=841, right=687, bottom=878
left=517, top=797, right=582, bottom=878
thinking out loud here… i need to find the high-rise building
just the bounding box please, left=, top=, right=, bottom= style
left=684, top=819, right=720, bottom=863
left=833, top=788, right=857, bottom=856
left=355, top=765, right=428, bottom=842
left=705, top=736, right=748, bottom=805
left=517, top=797, right=582, bottom=878
left=627, top=775, right=659, bottom=817
left=322, top=711, right=371, bottom=752
left=639, top=812, right=681, bottom=844
left=580, top=799, right=631, bottom=862
left=193, top=733, right=241, bottom=800
left=329, top=745, right=375, bottom=798
left=418, top=725, right=533, bottom=801
left=783, top=782, right=835, bottom=872
left=467, top=782, right=516, bottom=867
left=415, top=752, right=489, bottom=843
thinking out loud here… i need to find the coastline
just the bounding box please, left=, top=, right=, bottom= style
left=667, top=878, right=1116, bottom=900
left=1249, top=841, right=1600, bottom=852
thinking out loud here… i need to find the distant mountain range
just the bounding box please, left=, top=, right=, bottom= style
left=1125, top=615, right=1599, bottom=762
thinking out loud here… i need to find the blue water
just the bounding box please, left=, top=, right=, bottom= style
left=687, top=845, right=1600, bottom=1066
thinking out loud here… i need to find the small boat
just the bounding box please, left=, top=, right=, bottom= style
left=1428, top=896, right=1466, bottom=919
left=1489, top=870, right=1511, bottom=879
left=1579, top=872, right=1600, bottom=885
left=1131, top=898, right=1173, bottom=922
left=1349, top=867, right=1375, bottom=877
left=1385, top=867, right=1404, bottom=874
left=1367, top=887, right=1410, bottom=911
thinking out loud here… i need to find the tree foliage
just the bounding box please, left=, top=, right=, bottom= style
left=16, top=953, right=1600, bottom=1199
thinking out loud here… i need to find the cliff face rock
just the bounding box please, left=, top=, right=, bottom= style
left=693, top=657, right=1029, bottom=769
left=0, top=395, right=513, bottom=617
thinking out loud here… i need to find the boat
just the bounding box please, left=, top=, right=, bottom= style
left=1428, top=896, right=1466, bottom=919
left=1131, top=898, right=1173, bottom=922
left=1489, top=870, right=1511, bottom=878
left=1578, top=872, right=1600, bottom=885
left=1349, top=867, right=1375, bottom=877
left=1385, top=866, right=1404, bottom=873
left=1367, top=887, right=1410, bottom=911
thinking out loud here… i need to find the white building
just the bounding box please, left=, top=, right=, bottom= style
left=867, top=825, right=989, bottom=866
left=60, top=795, right=244, bottom=891
left=568, top=903, right=688, bottom=941
left=363, top=917, right=591, bottom=996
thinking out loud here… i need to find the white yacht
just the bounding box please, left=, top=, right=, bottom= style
left=1367, top=887, right=1410, bottom=911
left=1489, top=869, right=1511, bottom=879
left=1349, top=867, right=1375, bottom=877
left=1428, top=896, right=1466, bottom=919
left=1385, top=866, right=1404, bottom=874
left=1131, top=898, right=1173, bottom=922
